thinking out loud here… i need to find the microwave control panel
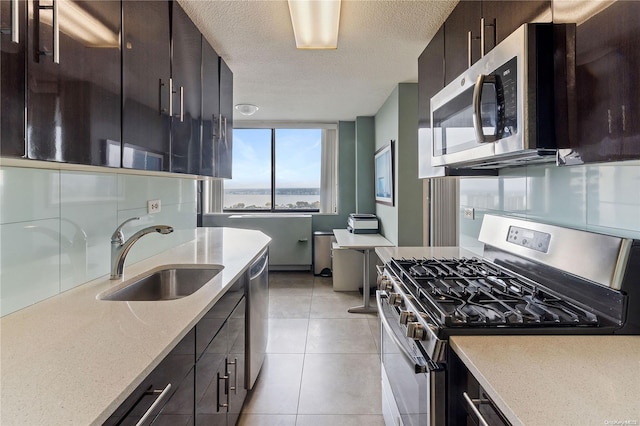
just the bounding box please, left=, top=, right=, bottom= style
left=493, top=56, right=518, bottom=138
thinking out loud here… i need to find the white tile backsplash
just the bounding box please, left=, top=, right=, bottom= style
left=0, top=166, right=198, bottom=316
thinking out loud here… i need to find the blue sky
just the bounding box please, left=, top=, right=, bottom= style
left=227, top=128, right=322, bottom=189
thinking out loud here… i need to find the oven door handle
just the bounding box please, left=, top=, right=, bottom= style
left=376, top=291, right=428, bottom=374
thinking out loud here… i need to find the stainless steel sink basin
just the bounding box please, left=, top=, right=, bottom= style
left=99, top=265, right=224, bottom=301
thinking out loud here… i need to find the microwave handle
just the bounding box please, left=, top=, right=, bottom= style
left=472, top=74, right=499, bottom=143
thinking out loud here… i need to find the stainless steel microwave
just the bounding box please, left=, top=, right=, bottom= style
left=429, top=23, right=576, bottom=169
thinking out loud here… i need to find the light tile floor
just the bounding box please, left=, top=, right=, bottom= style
left=238, top=271, right=384, bottom=426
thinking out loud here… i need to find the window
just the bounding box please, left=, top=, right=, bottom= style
left=215, top=125, right=337, bottom=213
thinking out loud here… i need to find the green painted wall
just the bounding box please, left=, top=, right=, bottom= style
left=355, top=116, right=376, bottom=214
left=374, top=83, right=422, bottom=246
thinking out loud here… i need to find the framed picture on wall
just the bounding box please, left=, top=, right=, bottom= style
left=375, top=140, right=394, bottom=206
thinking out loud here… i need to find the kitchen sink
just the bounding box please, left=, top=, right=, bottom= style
left=99, top=265, right=224, bottom=301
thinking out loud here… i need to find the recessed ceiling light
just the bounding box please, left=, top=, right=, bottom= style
left=235, top=104, right=259, bottom=116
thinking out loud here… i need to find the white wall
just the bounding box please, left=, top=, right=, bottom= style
left=0, top=165, right=197, bottom=316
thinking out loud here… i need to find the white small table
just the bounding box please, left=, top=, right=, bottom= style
left=333, top=229, right=394, bottom=314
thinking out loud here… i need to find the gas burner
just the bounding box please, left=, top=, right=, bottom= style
left=390, top=257, right=601, bottom=328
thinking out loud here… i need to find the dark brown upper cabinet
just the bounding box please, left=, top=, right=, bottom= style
left=1, top=0, right=27, bottom=158
left=200, top=37, right=220, bottom=178
left=122, top=0, right=171, bottom=171
left=558, top=0, right=640, bottom=164
left=26, top=0, right=121, bottom=166
left=443, top=0, right=551, bottom=85
left=170, top=2, right=202, bottom=175
left=482, top=1, right=552, bottom=51
left=216, top=58, right=233, bottom=179
left=443, top=0, right=482, bottom=85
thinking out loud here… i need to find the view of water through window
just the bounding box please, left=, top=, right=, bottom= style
left=224, top=128, right=322, bottom=210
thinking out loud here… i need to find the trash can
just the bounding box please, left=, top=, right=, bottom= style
left=313, top=231, right=334, bottom=276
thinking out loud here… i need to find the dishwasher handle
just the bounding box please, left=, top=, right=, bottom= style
left=250, top=250, right=268, bottom=280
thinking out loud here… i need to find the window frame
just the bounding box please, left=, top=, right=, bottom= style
left=223, top=123, right=335, bottom=213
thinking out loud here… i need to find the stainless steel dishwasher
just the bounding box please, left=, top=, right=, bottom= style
left=245, top=248, right=269, bottom=390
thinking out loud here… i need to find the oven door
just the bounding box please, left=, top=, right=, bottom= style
left=377, top=291, right=445, bottom=426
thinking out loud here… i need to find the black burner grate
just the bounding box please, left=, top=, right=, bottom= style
left=390, top=257, right=599, bottom=328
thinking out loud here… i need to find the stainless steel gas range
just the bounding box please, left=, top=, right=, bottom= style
left=376, top=215, right=640, bottom=426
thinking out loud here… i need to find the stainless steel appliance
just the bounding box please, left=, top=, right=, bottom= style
left=377, top=215, right=640, bottom=426
left=430, top=23, right=576, bottom=169
left=246, top=249, right=269, bottom=389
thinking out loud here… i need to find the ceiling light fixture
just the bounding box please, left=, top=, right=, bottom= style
left=288, top=0, right=341, bottom=49
left=235, top=104, right=259, bottom=116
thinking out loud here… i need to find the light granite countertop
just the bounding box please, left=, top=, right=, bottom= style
left=0, top=227, right=270, bottom=426
left=451, top=335, right=640, bottom=426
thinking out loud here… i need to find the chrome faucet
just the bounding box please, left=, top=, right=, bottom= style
left=110, top=217, right=174, bottom=279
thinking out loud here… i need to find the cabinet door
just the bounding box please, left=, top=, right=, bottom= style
left=569, top=1, right=640, bottom=163
left=227, top=298, right=246, bottom=426
left=418, top=26, right=446, bottom=178
left=200, top=38, right=220, bottom=177
left=122, top=0, right=171, bottom=171
left=195, top=316, right=229, bottom=426
left=443, top=0, right=482, bottom=85
left=26, top=0, right=121, bottom=166
left=170, top=2, right=201, bottom=175
left=1, top=0, right=26, bottom=157
left=216, top=58, right=233, bottom=178
left=481, top=1, right=551, bottom=52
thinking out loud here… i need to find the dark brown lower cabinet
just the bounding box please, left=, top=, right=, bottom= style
left=104, top=329, right=196, bottom=426
left=195, top=295, right=246, bottom=426
left=105, top=277, right=247, bottom=426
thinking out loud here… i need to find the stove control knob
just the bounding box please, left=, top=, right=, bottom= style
left=399, top=311, right=416, bottom=325
left=378, top=276, right=394, bottom=292
left=388, top=293, right=403, bottom=307
left=407, top=322, right=425, bottom=340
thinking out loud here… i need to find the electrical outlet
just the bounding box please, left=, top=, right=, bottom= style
left=463, top=207, right=475, bottom=220
left=147, top=199, right=161, bottom=214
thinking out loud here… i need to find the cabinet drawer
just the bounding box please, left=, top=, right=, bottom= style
left=104, top=329, right=195, bottom=425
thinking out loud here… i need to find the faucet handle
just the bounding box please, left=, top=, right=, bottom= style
left=111, top=217, right=141, bottom=244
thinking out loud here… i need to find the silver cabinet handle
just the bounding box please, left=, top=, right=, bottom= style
left=169, top=78, right=174, bottom=118
left=179, top=86, right=184, bottom=122
left=36, top=0, right=59, bottom=63
left=52, top=0, right=58, bottom=63
left=158, top=79, right=165, bottom=114
left=298, top=238, right=308, bottom=242
left=11, top=0, right=19, bottom=43
left=218, top=114, right=223, bottom=142
left=217, top=371, right=229, bottom=411
left=467, top=31, right=472, bottom=68
left=136, top=383, right=172, bottom=426
left=222, top=116, right=228, bottom=146
left=226, top=357, right=238, bottom=394
left=1, top=0, right=20, bottom=43
left=463, top=392, right=490, bottom=426
left=480, top=17, right=485, bottom=57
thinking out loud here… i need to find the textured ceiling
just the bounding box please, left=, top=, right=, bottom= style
left=178, top=0, right=457, bottom=122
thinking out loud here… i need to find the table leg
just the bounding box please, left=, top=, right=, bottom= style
left=348, top=248, right=378, bottom=314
